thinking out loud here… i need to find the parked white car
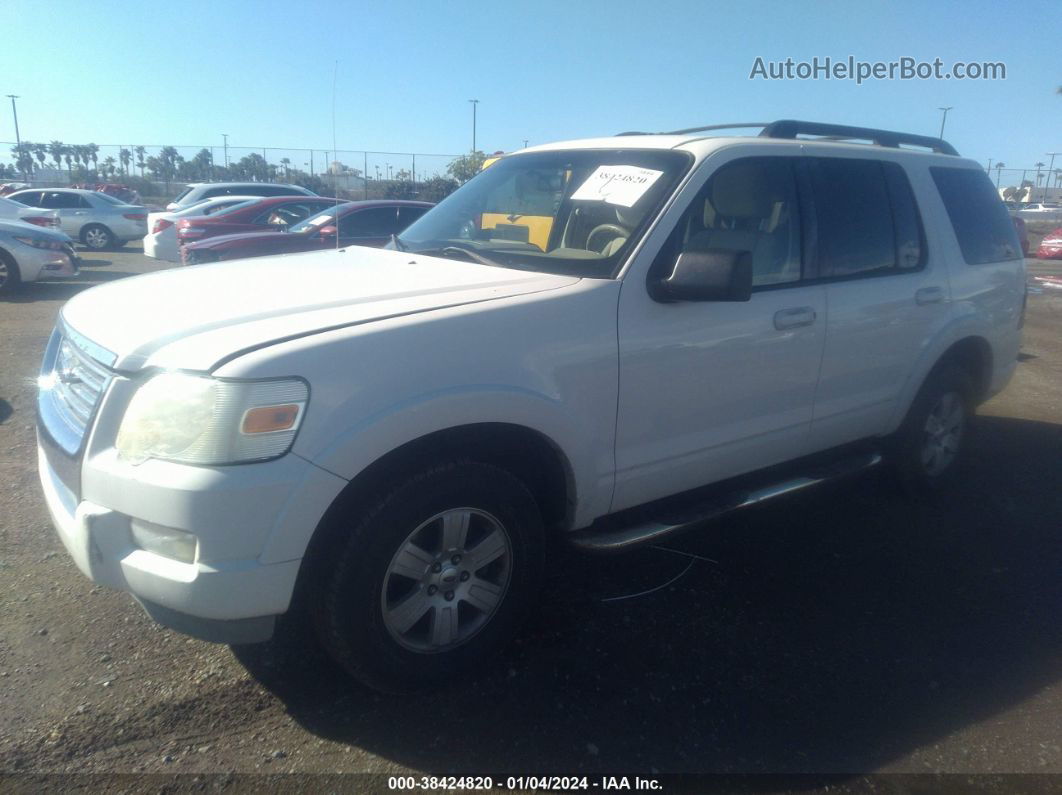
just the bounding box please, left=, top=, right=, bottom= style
left=166, top=182, right=316, bottom=212
left=36, top=120, right=1024, bottom=691
left=6, top=188, right=148, bottom=250
left=1016, top=202, right=1062, bottom=222
left=144, top=196, right=259, bottom=262
left=0, top=195, right=60, bottom=229
left=0, top=219, right=78, bottom=294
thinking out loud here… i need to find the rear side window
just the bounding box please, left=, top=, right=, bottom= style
left=931, top=167, right=1021, bottom=264
left=809, top=159, right=895, bottom=277
left=39, top=192, right=84, bottom=209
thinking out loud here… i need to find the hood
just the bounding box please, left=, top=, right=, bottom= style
left=60, top=247, right=580, bottom=372
left=0, top=219, right=71, bottom=241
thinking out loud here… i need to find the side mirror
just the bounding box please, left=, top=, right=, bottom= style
left=651, top=248, right=753, bottom=302
left=318, top=225, right=338, bottom=237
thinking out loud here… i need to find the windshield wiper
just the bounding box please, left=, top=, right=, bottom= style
left=415, top=244, right=503, bottom=268
left=389, top=233, right=407, bottom=251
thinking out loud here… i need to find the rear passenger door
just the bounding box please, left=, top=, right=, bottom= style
left=805, top=157, right=950, bottom=449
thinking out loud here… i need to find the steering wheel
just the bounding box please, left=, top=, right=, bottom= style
left=585, top=223, right=630, bottom=254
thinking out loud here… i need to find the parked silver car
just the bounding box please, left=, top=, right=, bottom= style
left=166, top=182, right=316, bottom=212
left=6, top=189, right=148, bottom=250
left=0, top=219, right=79, bottom=294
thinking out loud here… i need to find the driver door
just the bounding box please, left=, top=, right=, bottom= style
left=612, top=153, right=827, bottom=511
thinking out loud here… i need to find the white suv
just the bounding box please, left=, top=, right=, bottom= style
left=36, top=121, right=1025, bottom=691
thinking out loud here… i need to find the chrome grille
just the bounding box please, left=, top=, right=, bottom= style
left=40, top=330, right=113, bottom=452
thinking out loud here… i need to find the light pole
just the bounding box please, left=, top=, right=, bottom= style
left=7, top=95, right=23, bottom=179
left=1044, top=152, right=1059, bottom=202
left=469, top=99, right=479, bottom=153
left=221, top=134, right=229, bottom=170
left=937, top=107, right=952, bottom=140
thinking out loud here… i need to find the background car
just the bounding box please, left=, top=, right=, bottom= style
left=166, top=182, right=317, bottom=212
left=0, top=196, right=60, bottom=229
left=69, top=183, right=142, bottom=205
left=0, top=219, right=79, bottom=294
left=180, top=200, right=433, bottom=264
left=6, top=188, right=147, bottom=250
left=144, top=195, right=259, bottom=262
left=174, top=196, right=340, bottom=249
left=1036, top=227, right=1062, bottom=260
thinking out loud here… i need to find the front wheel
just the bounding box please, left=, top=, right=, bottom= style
left=313, top=461, right=544, bottom=692
left=886, top=366, right=973, bottom=491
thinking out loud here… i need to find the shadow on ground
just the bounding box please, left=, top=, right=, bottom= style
left=233, top=415, right=1062, bottom=775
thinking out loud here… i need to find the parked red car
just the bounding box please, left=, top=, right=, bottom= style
left=175, top=195, right=340, bottom=248
left=1037, top=227, right=1062, bottom=260
left=181, top=200, right=433, bottom=264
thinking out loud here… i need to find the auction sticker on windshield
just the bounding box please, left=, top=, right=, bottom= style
left=570, top=165, right=664, bottom=207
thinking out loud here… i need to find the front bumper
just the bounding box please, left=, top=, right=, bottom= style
left=38, top=444, right=302, bottom=643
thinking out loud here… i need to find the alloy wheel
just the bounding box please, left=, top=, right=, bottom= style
left=921, top=391, right=964, bottom=476
left=381, top=507, right=513, bottom=653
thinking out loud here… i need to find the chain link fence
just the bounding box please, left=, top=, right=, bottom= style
left=1, top=142, right=467, bottom=202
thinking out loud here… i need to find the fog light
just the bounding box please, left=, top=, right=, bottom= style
left=130, top=519, right=197, bottom=563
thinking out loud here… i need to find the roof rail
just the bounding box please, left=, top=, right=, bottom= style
left=664, top=122, right=770, bottom=135
left=760, top=119, right=959, bottom=156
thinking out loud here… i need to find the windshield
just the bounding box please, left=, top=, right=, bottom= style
left=394, top=149, right=690, bottom=278
left=289, top=201, right=351, bottom=234
left=94, top=192, right=124, bottom=205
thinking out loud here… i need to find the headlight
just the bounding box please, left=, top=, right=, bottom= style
left=14, top=236, right=64, bottom=250
left=116, top=372, right=308, bottom=465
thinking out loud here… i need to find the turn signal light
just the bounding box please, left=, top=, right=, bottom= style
left=241, top=404, right=301, bottom=434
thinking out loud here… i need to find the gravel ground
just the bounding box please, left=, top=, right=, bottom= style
left=0, top=247, right=1059, bottom=786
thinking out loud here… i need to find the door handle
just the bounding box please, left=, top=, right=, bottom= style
left=915, top=286, right=945, bottom=305
left=773, top=306, right=816, bottom=330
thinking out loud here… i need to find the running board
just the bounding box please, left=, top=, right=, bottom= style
left=570, top=452, right=882, bottom=553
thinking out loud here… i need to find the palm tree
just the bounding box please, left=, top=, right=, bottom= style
left=33, top=143, right=48, bottom=172
left=994, top=162, right=1005, bottom=189
left=280, top=157, right=290, bottom=179
left=49, top=141, right=65, bottom=171
left=64, top=151, right=73, bottom=174
left=134, top=145, right=147, bottom=177
left=102, top=156, right=116, bottom=178
left=86, top=143, right=99, bottom=174
left=119, top=148, right=131, bottom=176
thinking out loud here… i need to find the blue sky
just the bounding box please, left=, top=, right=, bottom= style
left=3, top=0, right=1060, bottom=177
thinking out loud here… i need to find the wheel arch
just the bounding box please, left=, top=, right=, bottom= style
left=287, top=422, right=575, bottom=612
left=889, top=330, right=993, bottom=432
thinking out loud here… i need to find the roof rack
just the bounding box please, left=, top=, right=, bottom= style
left=761, top=120, right=959, bottom=155
left=617, top=119, right=959, bottom=156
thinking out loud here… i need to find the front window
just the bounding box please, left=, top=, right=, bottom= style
left=395, top=149, right=691, bottom=277
left=288, top=203, right=350, bottom=233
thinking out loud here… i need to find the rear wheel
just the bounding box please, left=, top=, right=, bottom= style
left=81, top=224, right=115, bottom=251
left=887, top=365, right=973, bottom=491
left=0, top=250, right=21, bottom=294
left=312, top=461, right=544, bottom=692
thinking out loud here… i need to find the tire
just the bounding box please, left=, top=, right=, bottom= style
left=81, top=224, right=115, bottom=251
left=313, top=461, right=544, bottom=692
left=886, top=365, right=974, bottom=492
left=0, top=249, right=21, bottom=295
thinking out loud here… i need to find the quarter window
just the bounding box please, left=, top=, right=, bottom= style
left=931, top=167, right=1021, bottom=264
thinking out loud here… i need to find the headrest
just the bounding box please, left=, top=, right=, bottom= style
left=711, top=162, right=781, bottom=219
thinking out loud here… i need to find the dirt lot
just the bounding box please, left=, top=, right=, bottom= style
left=0, top=247, right=1060, bottom=786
